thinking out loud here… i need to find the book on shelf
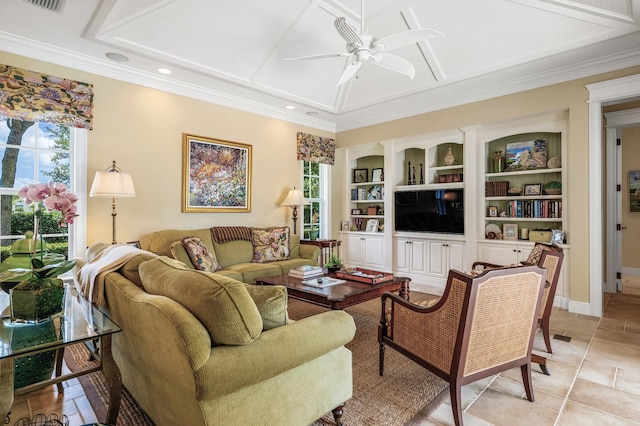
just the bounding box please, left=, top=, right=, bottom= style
left=302, top=277, right=346, bottom=288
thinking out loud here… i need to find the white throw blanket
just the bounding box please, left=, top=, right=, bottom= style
left=75, top=244, right=156, bottom=306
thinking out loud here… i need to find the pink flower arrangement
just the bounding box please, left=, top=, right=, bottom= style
left=18, top=181, right=79, bottom=226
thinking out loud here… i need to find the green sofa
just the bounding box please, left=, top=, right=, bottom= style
left=148, top=227, right=320, bottom=283
left=100, top=252, right=356, bottom=426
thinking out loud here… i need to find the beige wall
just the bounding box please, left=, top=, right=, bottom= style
left=0, top=51, right=335, bottom=249
left=335, top=66, right=640, bottom=304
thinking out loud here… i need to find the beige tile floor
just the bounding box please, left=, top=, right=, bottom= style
left=7, top=292, right=640, bottom=426
left=423, top=292, right=640, bottom=425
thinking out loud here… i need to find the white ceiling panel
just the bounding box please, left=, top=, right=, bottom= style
left=0, top=0, right=639, bottom=131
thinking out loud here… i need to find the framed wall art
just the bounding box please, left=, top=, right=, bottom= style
left=182, top=134, right=252, bottom=212
left=505, top=139, right=547, bottom=171
left=630, top=170, right=640, bottom=212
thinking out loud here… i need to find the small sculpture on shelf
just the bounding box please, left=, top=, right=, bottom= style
left=407, top=161, right=412, bottom=185
left=493, top=150, right=504, bottom=173
left=419, top=163, right=424, bottom=184
left=412, top=166, right=416, bottom=185
left=444, top=147, right=456, bottom=166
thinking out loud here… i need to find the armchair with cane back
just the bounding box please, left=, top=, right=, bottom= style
left=472, top=242, right=564, bottom=375
left=379, top=265, right=547, bottom=426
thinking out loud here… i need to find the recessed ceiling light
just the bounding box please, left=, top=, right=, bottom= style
left=157, top=68, right=172, bottom=75
left=105, top=52, right=129, bottom=62
left=285, top=105, right=296, bottom=110
left=306, top=111, right=319, bottom=116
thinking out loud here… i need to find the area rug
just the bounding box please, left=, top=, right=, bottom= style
left=66, top=292, right=448, bottom=426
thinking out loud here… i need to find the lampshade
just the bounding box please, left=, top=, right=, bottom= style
left=90, top=163, right=136, bottom=198
left=280, top=187, right=309, bottom=207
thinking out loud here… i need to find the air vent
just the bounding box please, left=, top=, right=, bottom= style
left=23, top=0, right=65, bottom=13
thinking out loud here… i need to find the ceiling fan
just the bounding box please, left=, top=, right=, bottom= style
left=285, top=1, right=443, bottom=86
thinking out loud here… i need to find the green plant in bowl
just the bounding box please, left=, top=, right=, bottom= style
left=324, top=254, right=344, bottom=272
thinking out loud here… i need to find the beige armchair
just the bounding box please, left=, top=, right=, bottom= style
left=472, top=242, right=564, bottom=374
left=379, top=265, right=547, bottom=426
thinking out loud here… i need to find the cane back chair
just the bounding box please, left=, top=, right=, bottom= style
left=379, top=265, right=547, bottom=426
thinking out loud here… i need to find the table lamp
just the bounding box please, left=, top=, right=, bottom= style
left=280, top=187, right=309, bottom=234
left=90, top=160, right=136, bottom=244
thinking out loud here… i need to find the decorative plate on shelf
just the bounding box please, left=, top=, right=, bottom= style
left=485, top=223, right=503, bottom=240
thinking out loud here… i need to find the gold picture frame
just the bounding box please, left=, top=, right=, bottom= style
left=182, top=134, right=252, bottom=212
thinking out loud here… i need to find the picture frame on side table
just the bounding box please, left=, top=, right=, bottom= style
left=182, top=133, right=252, bottom=213
left=523, top=183, right=542, bottom=196
left=488, top=206, right=498, bottom=217
left=503, top=223, right=518, bottom=241
left=371, top=168, right=384, bottom=182
left=365, top=219, right=379, bottom=233
left=353, top=168, right=368, bottom=183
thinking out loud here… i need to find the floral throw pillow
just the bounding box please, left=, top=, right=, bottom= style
left=181, top=236, right=222, bottom=272
left=251, top=227, right=290, bottom=263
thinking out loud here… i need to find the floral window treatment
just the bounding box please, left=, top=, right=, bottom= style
left=296, top=132, right=335, bottom=165
left=0, top=64, right=94, bottom=129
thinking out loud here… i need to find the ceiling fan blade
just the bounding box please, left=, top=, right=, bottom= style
left=335, top=17, right=363, bottom=49
left=336, top=60, right=363, bottom=86
left=372, top=53, right=416, bottom=79
left=373, top=28, right=444, bottom=52
left=285, top=52, right=351, bottom=61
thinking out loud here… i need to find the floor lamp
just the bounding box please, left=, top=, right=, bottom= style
left=280, top=187, right=309, bottom=235
left=90, top=160, right=136, bottom=244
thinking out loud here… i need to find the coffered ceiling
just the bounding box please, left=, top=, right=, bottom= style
left=1, top=0, right=640, bottom=131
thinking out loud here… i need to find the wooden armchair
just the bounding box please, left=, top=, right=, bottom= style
left=472, top=243, right=564, bottom=356
left=379, top=265, right=547, bottom=426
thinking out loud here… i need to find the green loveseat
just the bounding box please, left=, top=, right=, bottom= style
left=101, top=253, right=356, bottom=426
left=148, top=227, right=320, bottom=283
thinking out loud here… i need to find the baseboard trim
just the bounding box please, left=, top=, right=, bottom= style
left=568, top=300, right=594, bottom=316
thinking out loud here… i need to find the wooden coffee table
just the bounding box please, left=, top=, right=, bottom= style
left=255, top=273, right=410, bottom=310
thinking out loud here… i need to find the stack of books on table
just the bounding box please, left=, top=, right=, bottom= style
left=288, top=265, right=324, bottom=279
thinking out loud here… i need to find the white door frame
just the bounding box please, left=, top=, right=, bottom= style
left=605, top=109, right=640, bottom=294
left=587, top=74, right=640, bottom=317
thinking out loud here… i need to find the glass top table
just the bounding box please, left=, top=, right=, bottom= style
left=0, top=285, right=122, bottom=425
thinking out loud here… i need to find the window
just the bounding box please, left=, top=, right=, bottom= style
left=302, top=161, right=330, bottom=240
left=0, top=118, right=86, bottom=261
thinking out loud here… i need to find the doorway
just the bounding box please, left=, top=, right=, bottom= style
left=605, top=111, right=640, bottom=295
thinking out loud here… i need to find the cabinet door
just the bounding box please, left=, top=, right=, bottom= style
left=448, top=241, right=465, bottom=272
left=344, top=234, right=364, bottom=265
left=395, top=238, right=410, bottom=272
left=477, top=242, right=521, bottom=265
left=363, top=235, right=385, bottom=268
left=426, top=240, right=447, bottom=279
left=410, top=239, right=427, bottom=275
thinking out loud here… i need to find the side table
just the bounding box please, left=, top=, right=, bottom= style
left=300, top=239, right=341, bottom=266
left=0, top=286, right=122, bottom=425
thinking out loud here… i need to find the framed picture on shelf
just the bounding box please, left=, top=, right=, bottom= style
left=341, top=221, right=350, bottom=231
left=353, top=168, right=368, bottom=183
left=503, top=223, right=518, bottom=241
left=505, top=139, right=547, bottom=171
left=523, top=183, right=542, bottom=196
left=371, top=168, right=384, bottom=182
left=367, top=185, right=382, bottom=200
left=488, top=206, right=498, bottom=217
left=365, top=219, right=379, bottom=232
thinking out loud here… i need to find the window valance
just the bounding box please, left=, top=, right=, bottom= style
left=0, top=64, right=94, bottom=129
left=296, top=132, right=335, bottom=165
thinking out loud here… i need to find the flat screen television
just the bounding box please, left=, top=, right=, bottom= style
left=394, top=189, right=464, bottom=234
